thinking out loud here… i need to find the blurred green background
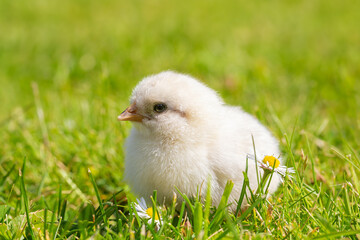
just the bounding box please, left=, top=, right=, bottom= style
left=0, top=0, right=359, bottom=206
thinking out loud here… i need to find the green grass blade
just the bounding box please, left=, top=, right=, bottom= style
left=175, top=186, right=194, bottom=214
left=176, top=201, right=186, bottom=229
left=203, top=178, right=212, bottom=239
left=193, top=201, right=203, bottom=237
left=235, top=173, right=249, bottom=216
left=210, top=180, right=234, bottom=230
left=0, top=164, right=15, bottom=186
left=88, top=169, right=109, bottom=229
left=43, top=207, right=47, bottom=240
left=314, top=230, right=360, bottom=239
left=19, top=158, right=36, bottom=239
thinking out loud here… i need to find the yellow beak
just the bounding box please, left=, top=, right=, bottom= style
left=117, top=103, right=145, bottom=122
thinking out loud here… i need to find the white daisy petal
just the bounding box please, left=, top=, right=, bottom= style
left=133, top=201, right=149, bottom=219
left=132, top=198, right=163, bottom=230
left=138, top=197, right=148, bottom=210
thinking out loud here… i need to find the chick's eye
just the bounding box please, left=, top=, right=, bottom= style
left=153, top=103, right=167, bottom=113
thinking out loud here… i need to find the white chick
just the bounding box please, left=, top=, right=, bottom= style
left=118, top=71, right=282, bottom=210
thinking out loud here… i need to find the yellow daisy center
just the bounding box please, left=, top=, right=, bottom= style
left=146, top=207, right=160, bottom=220
left=262, top=156, right=280, bottom=168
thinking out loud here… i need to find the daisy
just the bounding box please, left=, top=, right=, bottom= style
left=259, top=155, right=295, bottom=180
left=133, top=197, right=162, bottom=228
left=247, top=154, right=295, bottom=181
left=246, top=154, right=295, bottom=197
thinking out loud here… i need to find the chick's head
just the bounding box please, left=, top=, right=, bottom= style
left=118, top=71, right=223, bottom=140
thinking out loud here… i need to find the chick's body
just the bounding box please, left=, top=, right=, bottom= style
left=119, top=71, right=282, bottom=209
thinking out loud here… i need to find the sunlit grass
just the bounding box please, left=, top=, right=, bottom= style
left=0, top=0, right=359, bottom=238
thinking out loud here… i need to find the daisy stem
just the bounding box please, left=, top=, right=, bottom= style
left=255, top=170, right=271, bottom=196
left=255, top=158, right=278, bottom=197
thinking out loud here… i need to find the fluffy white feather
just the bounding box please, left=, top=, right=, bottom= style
left=118, top=71, right=282, bottom=210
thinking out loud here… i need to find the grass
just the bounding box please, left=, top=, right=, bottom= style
left=0, top=0, right=360, bottom=238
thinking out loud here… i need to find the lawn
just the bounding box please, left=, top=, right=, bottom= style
left=0, top=0, right=359, bottom=239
